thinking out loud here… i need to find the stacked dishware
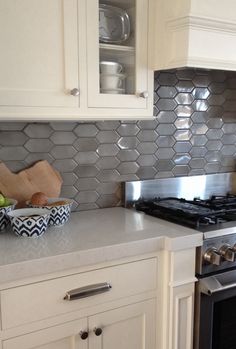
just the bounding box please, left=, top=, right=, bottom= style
left=100, top=61, right=126, bottom=94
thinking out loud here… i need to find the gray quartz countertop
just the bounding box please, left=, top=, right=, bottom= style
left=0, top=207, right=202, bottom=284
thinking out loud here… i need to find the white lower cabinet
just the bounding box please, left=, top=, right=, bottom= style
left=89, top=300, right=156, bottom=349
left=2, top=300, right=155, bottom=349
left=0, top=258, right=157, bottom=349
left=2, top=319, right=87, bottom=349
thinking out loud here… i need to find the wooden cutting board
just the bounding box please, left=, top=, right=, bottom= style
left=0, top=160, right=63, bottom=207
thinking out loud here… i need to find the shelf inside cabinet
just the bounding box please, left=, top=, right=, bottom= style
left=99, top=43, right=135, bottom=58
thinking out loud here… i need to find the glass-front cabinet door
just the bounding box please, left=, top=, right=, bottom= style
left=86, top=0, right=153, bottom=112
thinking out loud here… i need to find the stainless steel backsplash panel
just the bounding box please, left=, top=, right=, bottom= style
left=123, top=173, right=236, bottom=207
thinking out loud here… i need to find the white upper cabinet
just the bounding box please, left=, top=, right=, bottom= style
left=86, top=0, right=153, bottom=116
left=0, top=0, right=80, bottom=110
left=152, top=0, right=236, bottom=71
left=0, top=0, right=154, bottom=120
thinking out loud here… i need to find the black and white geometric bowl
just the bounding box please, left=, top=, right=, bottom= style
left=0, top=199, right=17, bottom=231
left=8, top=208, right=50, bottom=238
left=27, top=198, right=74, bottom=226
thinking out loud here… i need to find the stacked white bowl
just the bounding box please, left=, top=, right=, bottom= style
left=100, top=61, right=126, bottom=94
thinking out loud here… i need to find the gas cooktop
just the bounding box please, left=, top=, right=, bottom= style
left=135, top=195, right=236, bottom=231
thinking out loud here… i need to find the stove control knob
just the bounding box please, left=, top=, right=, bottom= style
left=203, top=248, right=221, bottom=265
left=220, top=244, right=235, bottom=262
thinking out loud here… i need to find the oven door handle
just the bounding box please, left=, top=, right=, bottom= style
left=199, top=275, right=236, bottom=296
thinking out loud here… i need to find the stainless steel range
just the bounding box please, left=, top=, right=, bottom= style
left=123, top=172, right=236, bottom=349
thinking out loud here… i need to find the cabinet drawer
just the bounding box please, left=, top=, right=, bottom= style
left=1, top=258, right=157, bottom=329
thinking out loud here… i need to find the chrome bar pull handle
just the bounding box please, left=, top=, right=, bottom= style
left=64, top=282, right=112, bottom=301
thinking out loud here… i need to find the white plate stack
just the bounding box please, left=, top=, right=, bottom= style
left=100, top=61, right=126, bottom=94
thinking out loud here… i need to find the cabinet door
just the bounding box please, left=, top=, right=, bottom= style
left=87, top=0, right=152, bottom=111
left=0, top=0, right=79, bottom=108
left=3, top=319, right=88, bottom=349
left=88, top=299, right=156, bottom=349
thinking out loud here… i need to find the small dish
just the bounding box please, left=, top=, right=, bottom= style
left=101, top=88, right=125, bottom=94
left=8, top=208, right=50, bottom=238
left=26, top=198, right=74, bottom=226
left=99, top=4, right=130, bottom=44
left=0, top=199, right=17, bottom=231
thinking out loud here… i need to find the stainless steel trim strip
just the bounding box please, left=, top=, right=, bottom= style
left=64, top=282, right=112, bottom=301
left=123, top=172, right=236, bottom=207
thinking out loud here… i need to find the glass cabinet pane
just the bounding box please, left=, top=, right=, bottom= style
left=99, top=0, right=136, bottom=96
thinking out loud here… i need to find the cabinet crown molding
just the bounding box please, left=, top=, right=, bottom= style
left=167, top=15, right=236, bottom=34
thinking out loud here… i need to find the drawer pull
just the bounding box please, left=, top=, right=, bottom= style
left=64, top=282, right=112, bottom=301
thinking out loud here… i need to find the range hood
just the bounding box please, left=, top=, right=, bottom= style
left=152, top=0, right=236, bottom=71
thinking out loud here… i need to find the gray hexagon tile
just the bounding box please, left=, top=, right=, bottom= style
left=117, top=149, right=139, bottom=161
left=117, top=162, right=139, bottom=175
left=0, top=146, right=28, bottom=161
left=25, top=139, right=54, bottom=153
left=157, top=86, right=177, bottom=98
left=137, top=142, right=158, bottom=155
left=118, top=137, right=139, bottom=150
left=97, top=144, right=119, bottom=157
left=96, top=157, right=120, bottom=170
left=96, top=131, right=119, bottom=143
left=74, top=151, right=99, bottom=165
left=157, top=111, right=177, bottom=124
left=137, top=155, right=157, bottom=166
left=175, top=80, right=194, bottom=93
left=74, top=124, right=98, bottom=137
left=175, top=105, right=193, bottom=117
left=74, top=138, right=98, bottom=151
left=50, top=131, right=77, bottom=145
left=25, top=153, right=54, bottom=164
left=51, top=145, right=77, bottom=159
left=137, top=130, right=158, bottom=142
left=156, top=136, right=175, bottom=148
left=174, top=142, right=192, bottom=153
left=25, top=124, right=53, bottom=138
left=157, top=124, right=176, bottom=135
left=75, top=178, right=99, bottom=191
left=117, top=124, right=139, bottom=136
left=0, top=123, right=26, bottom=131
left=137, top=119, right=158, bottom=129
left=53, top=159, right=77, bottom=172
left=0, top=131, right=28, bottom=146
left=157, top=99, right=177, bottom=111
left=76, top=165, right=99, bottom=178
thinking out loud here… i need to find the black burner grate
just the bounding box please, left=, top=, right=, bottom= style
left=135, top=196, right=236, bottom=229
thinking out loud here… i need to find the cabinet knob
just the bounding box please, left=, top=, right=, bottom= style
left=139, top=91, right=149, bottom=99
left=94, top=327, right=103, bottom=336
left=80, top=331, right=89, bottom=340
left=70, top=88, right=80, bottom=96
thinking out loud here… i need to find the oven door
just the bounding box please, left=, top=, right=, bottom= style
left=196, top=270, right=236, bottom=349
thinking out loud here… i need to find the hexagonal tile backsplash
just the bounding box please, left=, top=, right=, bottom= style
left=1, top=69, right=236, bottom=211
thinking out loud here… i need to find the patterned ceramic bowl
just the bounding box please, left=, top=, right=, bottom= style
left=27, top=198, right=74, bottom=226
left=8, top=208, right=50, bottom=238
left=0, top=199, right=17, bottom=231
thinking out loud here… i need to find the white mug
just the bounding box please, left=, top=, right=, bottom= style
left=100, top=73, right=126, bottom=90
left=100, top=61, right=123, bottom=74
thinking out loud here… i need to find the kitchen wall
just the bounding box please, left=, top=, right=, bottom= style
left=1, top=68, right=236, bottom=211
